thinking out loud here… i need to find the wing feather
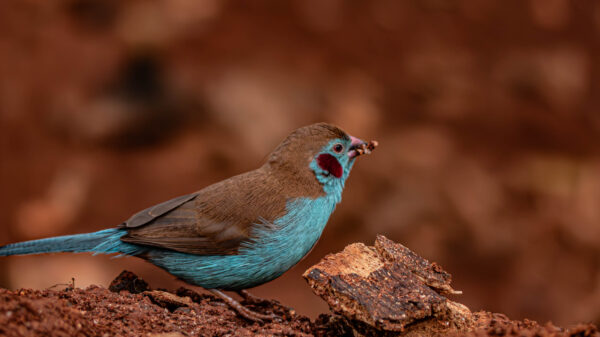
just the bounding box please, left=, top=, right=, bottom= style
left=122, top=193, right=199, bottom=228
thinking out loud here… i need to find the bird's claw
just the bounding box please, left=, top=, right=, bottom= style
left=233, top=304, right=283, bottom=323
left=209, top=289, right=280, bottom=323
left=237, top=289, right=267, bottom=304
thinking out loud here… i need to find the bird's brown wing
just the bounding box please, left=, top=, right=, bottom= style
left=119, top=169, right=291, bottom=256
left=120, top=197, right=249, bottom=255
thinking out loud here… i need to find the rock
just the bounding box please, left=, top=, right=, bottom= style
left=303, top=235, right=472, bottom=336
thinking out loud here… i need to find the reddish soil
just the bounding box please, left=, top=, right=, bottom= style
left=0, top=271, right=347, bottom=337
left=457, top=312, right=599, bottom=337
left=0, top=271, right=597, bottom=337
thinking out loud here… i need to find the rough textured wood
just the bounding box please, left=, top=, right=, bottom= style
left=303, top=235, right=472, bottom=335
left=143, top=290, right=193, bottom=309
left=374, top=235, right=462, bottom=296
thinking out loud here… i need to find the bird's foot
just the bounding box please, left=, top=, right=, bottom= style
left=236, top=289, right=267, bottom=304
left=209, top=289, right=279, bottom=323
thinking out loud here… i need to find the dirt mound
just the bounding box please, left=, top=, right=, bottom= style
left=1, top=238, right=597, bottom=336
left=0, top=282, right=325, bottom=337
left=1, top=281, right=596, bottom=337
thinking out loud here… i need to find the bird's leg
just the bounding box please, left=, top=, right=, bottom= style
left=209, top=289, right=276, bottom=322
left=236, top=289, right=266, bottom=304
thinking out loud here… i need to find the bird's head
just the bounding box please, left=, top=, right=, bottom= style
left=267, top=123, right=372, bottom=199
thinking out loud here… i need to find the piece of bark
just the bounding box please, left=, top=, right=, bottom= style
left=303, top=235, right=472, bottom=335
left=148, top=333, right=186, bottom=337
left=144, top=290, right=193, bottom=310
left=374, top=235, right=461, bottom=296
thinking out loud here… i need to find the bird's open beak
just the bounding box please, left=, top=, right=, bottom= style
left=348, top=135, right=367, bottom=159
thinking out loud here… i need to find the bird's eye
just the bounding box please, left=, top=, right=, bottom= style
left=333, top=143, right=344, bottom=153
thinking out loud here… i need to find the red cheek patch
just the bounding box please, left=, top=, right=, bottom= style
left=317, top=153, right=343, bottom=178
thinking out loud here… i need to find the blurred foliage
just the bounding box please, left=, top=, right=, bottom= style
left=1, top=0, right=599, bottom=326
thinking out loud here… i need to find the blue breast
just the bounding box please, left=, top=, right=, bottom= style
left=147, top=194, right=339, bottom=290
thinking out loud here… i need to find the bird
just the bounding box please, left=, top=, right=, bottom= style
left=0, top=122, right=376, bottom=321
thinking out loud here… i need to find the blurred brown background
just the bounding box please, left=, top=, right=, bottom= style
left=1, top=0, right=599, bottom=327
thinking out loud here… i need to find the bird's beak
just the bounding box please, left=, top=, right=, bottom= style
left=348, top=135, right=367, bottom=159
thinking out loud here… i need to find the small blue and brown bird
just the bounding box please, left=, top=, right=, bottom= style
left=0, top=123, right=377, bottom=321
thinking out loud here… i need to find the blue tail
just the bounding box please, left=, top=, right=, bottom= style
left=0, top=228, right=144, bottom=257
